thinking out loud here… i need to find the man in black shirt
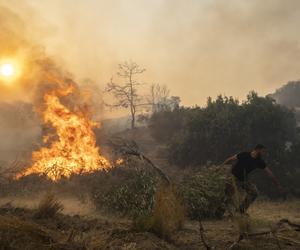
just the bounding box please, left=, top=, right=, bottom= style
left=223, top=144, right=283, bottom=214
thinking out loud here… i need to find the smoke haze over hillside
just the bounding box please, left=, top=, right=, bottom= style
left=1, top=0, right=300, bottom=113
left=1, top=0, right=300, bottom=161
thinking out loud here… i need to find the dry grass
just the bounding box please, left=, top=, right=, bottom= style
left=0, top=214, right=88, bottom=250
left=228, top=200, right=300, bottom=249
left=0, top=197, right=299, bottom=250
left=151, top=185, right=185, bottom=238
left=249, top=199, right=300, bottom=221
left=34, top=193, right=64, bottom=219
left=134, top=185, right=185, bottom=239
left=0, top=215, right=58, bottom=249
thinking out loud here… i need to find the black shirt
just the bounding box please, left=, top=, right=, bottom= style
left=231, top=152, right=266, bottom=181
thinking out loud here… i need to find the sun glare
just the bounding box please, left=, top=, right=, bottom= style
left=0, top=63, right=15, bottom=77
left=0, top=59, right=21, bottom=83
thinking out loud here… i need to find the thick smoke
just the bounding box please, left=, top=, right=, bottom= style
left=10, top=0, right=300, bottom=107
left=1, top=0, right=300, bottom=163
left=0, top=4, right=104, bottom=165
left=0, top=5, right=41, bottom=164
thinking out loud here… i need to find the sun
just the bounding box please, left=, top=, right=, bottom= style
left=0, top=60, right=21, bottom=83
left=0, top=63, right=15, bottom=77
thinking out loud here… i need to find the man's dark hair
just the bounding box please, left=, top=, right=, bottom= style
left=254, top=144, right=266, bottom=150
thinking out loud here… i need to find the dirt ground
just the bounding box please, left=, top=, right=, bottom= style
left=177, top=199, right=300, bottom=250
left=0, top=198, right=299, bottom=250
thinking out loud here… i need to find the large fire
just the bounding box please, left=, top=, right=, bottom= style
left=16, top=83, right=111, bottom=181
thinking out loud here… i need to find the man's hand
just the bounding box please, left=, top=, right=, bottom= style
left=264, top=167, right=284, bottom=194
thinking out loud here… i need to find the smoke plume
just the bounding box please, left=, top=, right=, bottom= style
left=0, top=3, right=104, bottom=164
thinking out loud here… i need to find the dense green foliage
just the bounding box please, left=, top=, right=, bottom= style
left=149, top=92, right=300, bottom=196
left=181, top=166, right=227, bottom=219
left=150, top=92, right=297, bottom=165
left=93, top=168, right=158, bottom=217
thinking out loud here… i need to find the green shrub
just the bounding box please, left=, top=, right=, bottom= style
left=94, top=168, right=158, bottom=217
left=181, top=166, right=227, bottom=219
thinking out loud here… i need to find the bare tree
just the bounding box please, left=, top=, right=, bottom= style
left=106, top=61, right=146, bottom=129
left=149, top=83, right=170, bottom=113
left=148, top=83, right=180, bottom=113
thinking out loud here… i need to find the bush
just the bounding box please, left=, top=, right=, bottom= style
left=181, top=166, right=227, bottom=219
left=151, top=185, right=185, bottom=238
left=133, top=185, right=185, bottom=239
left=34, top=193, right=64, bottom=219
left=94, top=168, right=158, bottom=217
left=149, top=107, right=190, bottom=143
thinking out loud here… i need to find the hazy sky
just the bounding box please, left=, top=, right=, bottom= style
left=2, top=0, right=300, bottom=112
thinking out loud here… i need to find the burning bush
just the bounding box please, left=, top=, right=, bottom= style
left=181, top=166, right=227, bottom=219
left=16, top=78, right=111, bottom=182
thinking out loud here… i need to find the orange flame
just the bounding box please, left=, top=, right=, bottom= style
left=16, top=83, right=111, bottom=181
left=115, top=158, right=124, bottom=165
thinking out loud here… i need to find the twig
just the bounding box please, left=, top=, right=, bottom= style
left=277, top=219, right=300, bottom=231
left=277, top=235, right=300, bottom=245
left=229, top=234, right=243, bottom=250
left=66, top=229, right=75, bottom=242
left=198, top=219, right=214, bottom=250
left=271, top=232, right=282, bottom=250
left=229, top=218, right=300, bottom=249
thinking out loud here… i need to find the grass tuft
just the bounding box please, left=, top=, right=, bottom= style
left=34, top=193, right=63, bottom=219
left=134, top=185, right=185, bottom=239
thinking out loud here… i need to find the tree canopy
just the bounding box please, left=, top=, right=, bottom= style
left=150, top=92, right=298, bottom=166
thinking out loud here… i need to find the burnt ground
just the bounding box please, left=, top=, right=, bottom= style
left=0, top=198, right=299, bottom=250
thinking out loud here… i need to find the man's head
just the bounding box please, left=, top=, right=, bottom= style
left=253, top=144, right=266, bottom=157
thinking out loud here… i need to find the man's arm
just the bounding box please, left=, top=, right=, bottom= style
left=264, top=167, right=284, bottom=193
left=222, top=154, right=237, bottom=166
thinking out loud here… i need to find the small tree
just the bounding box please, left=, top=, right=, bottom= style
left=148, top=83, right=180, bottom=113
left=106, top=61, right=146, bottom=129
left=149, top=83, right=170, bottom=113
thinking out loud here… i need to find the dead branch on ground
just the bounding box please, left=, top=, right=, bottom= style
left=107, top=137, right=170, bottom=184
left=199, top=219, right=215, bottom=250
left=229, top=218, right=300, bottom=249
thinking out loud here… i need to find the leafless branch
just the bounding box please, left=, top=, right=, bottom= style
left=199, top=219, right=215, bottom=250
left=229, top=218, right=300, bottom=249
left=105, top=61, right=146, bottom=129
left=106, top=137, right=170, bottom=184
